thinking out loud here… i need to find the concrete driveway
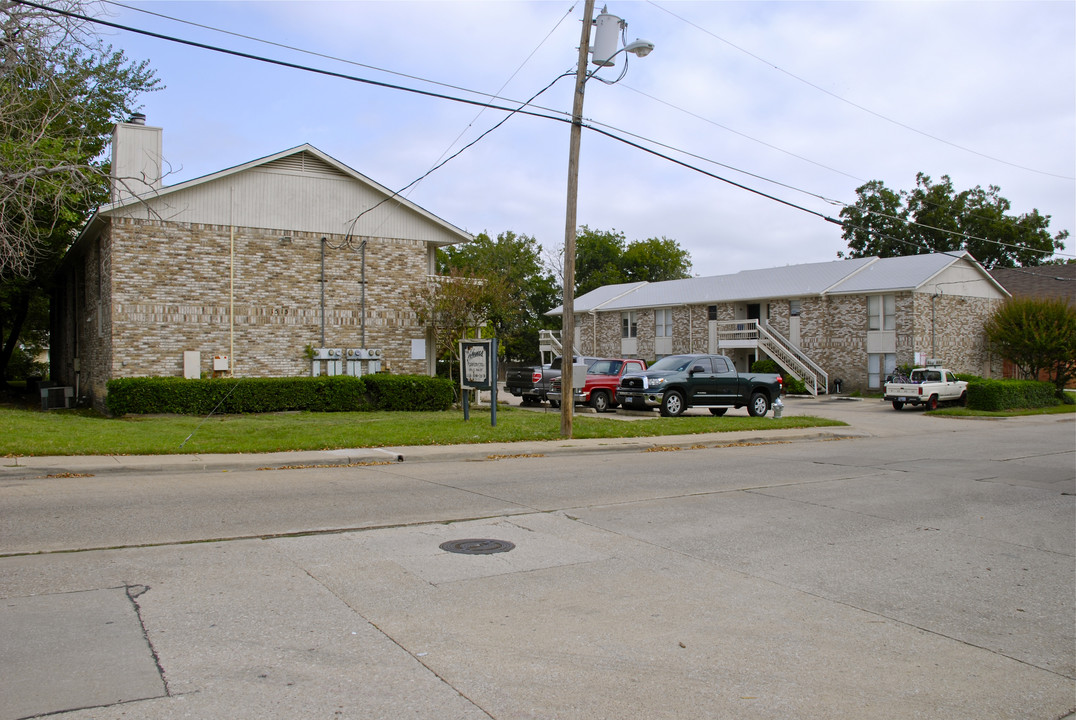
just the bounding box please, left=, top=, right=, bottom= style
left=1, top=396, right=1073, bottom=720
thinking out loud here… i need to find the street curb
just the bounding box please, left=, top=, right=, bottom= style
left=0, top=428, right=866, bottom=479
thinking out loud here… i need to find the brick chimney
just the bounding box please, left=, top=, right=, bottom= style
left=111, top=113, right=163, bottom=203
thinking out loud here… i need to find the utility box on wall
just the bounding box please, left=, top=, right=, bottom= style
left=183, top=351, right=200, bottom=379
left=345, top=348, right=382, bottom=376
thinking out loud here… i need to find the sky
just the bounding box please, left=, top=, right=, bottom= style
left=91, top=0, right=1075, bottom=277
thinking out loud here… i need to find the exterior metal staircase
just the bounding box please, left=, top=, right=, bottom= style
left=717, top=320, right=828, bottom=396
left=538, top=329, right=580, bottom=364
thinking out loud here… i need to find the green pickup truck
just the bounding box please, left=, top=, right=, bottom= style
left=616, top=353, right=784, bottom=417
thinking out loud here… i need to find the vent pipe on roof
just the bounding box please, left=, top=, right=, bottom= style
left=128, top=112, right=146, bottom=125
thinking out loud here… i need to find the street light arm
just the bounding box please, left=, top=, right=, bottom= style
left=587, top=39, right=655, bottom=84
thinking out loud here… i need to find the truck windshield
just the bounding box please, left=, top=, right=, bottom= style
left=588, top=360, right=622, bottom=375
left=647, top=355, right=696, bottom=372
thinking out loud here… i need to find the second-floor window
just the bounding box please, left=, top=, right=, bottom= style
left=622, top=311, right=637, bottom=338
left=655, top=308, right=673, bottom=337
left=868, top=294, right=896, bottom=331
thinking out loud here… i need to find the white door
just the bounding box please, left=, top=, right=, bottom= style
left=790, top=315, right=801, bottom=346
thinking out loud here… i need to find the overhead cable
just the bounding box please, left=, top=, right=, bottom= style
left=648, top=0, right=1075, bottom=182
left=22, top=0, right=1067, bottom=263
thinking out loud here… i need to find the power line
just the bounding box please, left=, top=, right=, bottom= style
left=21, top=0, right=1067, bottom=264
left=14, top=0, right=568, bottom=124
left=621, top=83, right=865, bottom=183
left=101, top=0, right=544, bottom=111
left=648, top=0, right=1076, bottom=182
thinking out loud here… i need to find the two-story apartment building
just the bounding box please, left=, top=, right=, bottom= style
left=50, top=117, right=471, bottom=408
left=550, top=252, right=1009, bottom=393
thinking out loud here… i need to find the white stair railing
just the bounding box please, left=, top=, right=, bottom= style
left=538, top=329, right=581, bottom=364
left=716, top=320, right=828, bottom=395
left=756, top=323, right=828, bottom=395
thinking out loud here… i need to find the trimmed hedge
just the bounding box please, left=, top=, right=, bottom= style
left=966, top=378, right=1059, bottom=411
left=106, top=375, right=454, bottom=416
left=751, top=359, right=806, bottom=394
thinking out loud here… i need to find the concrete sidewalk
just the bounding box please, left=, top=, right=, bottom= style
left=1, top=424, right=865, bottom=478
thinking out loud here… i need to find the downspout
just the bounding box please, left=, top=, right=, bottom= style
left=229, top=223, right=234, bottom=374
left=320, top=237, right=326, bottom=346
left=688, top=304, right=693, bottom=352
left=360, top=239, right=367, bottom=348
left=229, top=187, right=235, bottom=375
left=931, top=292, right=938, bottom=359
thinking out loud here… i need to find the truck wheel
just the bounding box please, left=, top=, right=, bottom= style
left=891, top=400, right=904, bottom=411
left=748, top=392, right=770, bottom=417
left=660, top=391, right=685, bottom=417
left=709, top=408, right=727, bottom=417
left=549, top=399, right=560, bottom=408
left=591, top=390, right=611, bottom=413
left=927, top=395, right=939, bottom=411
left=958, top=391, right=967, bottom=407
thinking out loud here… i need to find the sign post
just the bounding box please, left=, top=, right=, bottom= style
left=460, top=338, right=498, bottom=427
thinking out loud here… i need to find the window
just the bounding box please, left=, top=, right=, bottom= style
left=655, top=308, right=673, bottom=337
left=868, top=353, right=896, bottom=388
left=790, top=299, right=801, bottom=317
left=713, top=356, right=730, bottom=373
left=689, top=357, right=713, bottom=373
left=707, top=305, right=718, bottom=321
left=868, top=294, right=896, bottom=331
left=621, top=311, right=637, bottom=338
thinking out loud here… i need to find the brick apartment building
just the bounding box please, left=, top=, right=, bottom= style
left=50, top=117, right=471, bottom=408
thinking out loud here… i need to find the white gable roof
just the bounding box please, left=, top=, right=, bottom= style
left=550, top=252, right=1005, bottom=315
left=97, top=144, right=471, bottom=246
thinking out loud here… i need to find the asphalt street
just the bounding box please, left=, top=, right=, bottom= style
left=1, top=396, right=1073, bottom=719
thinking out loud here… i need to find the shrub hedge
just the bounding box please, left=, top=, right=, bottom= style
left=750, top=359, right=807, bottom=394
left=966, top=378, right=1059, bottom=411
left=106, top=375, right=455, bottom=416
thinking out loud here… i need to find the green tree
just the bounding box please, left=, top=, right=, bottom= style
left=439, top=230, right=559, bottom=362
left=409, top=270, right=495, bottom=383
left=571, top=226, right=693, bottom=297
left=839, top=173, right=1068, bottom=268
left=573, top=226, right=629, bottom=296
left=0, top=0, right=160, bottom=384
left=984, top=297, right=1076, bottom=394
left=623, top=236, right=692, bottom=283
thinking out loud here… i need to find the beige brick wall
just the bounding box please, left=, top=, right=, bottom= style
left=912, top=293, right=1002, bottom=376
left=572, top=290, right=1002, bottom=391
left=57, top=217, right=434, bottom=407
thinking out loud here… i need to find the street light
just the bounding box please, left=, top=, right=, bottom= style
left=561, top=1, right=653, bottom=438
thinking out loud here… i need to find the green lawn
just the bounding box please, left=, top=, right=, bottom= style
left=1, top=406, right=846, bottom=457
left=931, top=404, right=1075, bottom=418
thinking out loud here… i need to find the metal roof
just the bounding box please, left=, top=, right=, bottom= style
left=825, top=252, right=968, bottom=294
left=548, top=252, right=994, bottom=315
left=558, top=282, right=649, bottom=314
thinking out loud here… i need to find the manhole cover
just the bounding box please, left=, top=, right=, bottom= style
left=439, top=538, right=515, bottom=555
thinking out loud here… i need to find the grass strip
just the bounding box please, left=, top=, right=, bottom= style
left=2, top=406, right=845, bottom=457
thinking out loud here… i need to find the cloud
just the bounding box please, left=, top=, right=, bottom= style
left=108, top=0, right=1075, bottom=274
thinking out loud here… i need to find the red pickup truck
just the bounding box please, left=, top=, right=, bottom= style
left=546, top=358, right=648, bottom=413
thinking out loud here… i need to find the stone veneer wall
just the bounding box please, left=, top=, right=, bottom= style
left=911, top=293, right=1003, bottom=376
left=69, top=218, right=432, bottom=402
left=570, top=290, right=1003, bottom=391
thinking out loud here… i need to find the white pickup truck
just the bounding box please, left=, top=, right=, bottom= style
left=884, top=366, right=968, bottom=411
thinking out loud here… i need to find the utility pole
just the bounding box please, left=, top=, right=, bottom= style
left=560, top=0, right=595, bottom=438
